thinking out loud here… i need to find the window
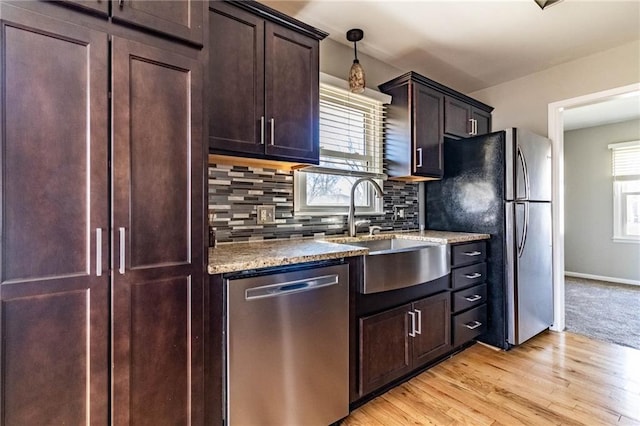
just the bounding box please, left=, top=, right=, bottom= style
left=294, top=75, right=388, bottom=215
left=609, top=140, right=640, bottom=242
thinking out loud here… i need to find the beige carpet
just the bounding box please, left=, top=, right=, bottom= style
left=564, top=276, right=640, bottom=350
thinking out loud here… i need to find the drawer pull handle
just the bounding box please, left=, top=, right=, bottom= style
left=465, top=294, right=482, bottom=302
left=464, top=320, right=483, bottom=330
left=463, top=251, right=482, bottom=256
left=464, top=272, right=482, bottom=279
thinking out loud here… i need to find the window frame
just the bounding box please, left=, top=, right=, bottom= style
left=609, top=140, right=640, bottom=244
left=294, top=75, right=389, bottom=217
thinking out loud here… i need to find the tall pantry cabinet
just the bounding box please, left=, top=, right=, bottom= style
left=0, top=2, right=205, bottom=424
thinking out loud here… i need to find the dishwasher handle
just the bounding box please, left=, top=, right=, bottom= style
left=245, top=274, right=339, bottom=300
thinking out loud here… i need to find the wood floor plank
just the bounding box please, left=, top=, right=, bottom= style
left=382, top=382, right=457, bottom=425
left=343, top=331, right=640, bottom=425
left=412, top=373, right=528, bottom=426
left=398, top=380, right=496, bottom=426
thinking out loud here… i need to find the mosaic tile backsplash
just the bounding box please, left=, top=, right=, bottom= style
left=208, top=164, right=420, bottom=243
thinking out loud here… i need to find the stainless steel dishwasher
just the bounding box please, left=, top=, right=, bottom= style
left=225, top=262, right=349, bottom=426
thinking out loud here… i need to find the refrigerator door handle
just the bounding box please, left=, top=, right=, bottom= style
left=517, top=202, right=529, bottom=259
left=517, top=145, right=531, bottom=200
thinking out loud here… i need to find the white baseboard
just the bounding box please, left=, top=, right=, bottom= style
left=564, top=271, right=640, bottom=287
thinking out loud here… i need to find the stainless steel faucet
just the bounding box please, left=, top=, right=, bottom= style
left=348, top=177, right=384, bottom=237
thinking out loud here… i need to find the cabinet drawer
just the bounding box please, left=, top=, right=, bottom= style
left=452, top=283, right=487, bottom=313
left=452, top=262, right=486, bottom=289
left=452, top=241, right=486, bottom=266
left=453, top=304, right=487, bottom=347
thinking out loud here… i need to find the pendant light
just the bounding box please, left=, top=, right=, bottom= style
left=347, top=28, right=365, bottom=94
left=534, top=0, right=563, bottom=9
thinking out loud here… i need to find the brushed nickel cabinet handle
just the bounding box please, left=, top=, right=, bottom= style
left=414, top=309, right=422, bottom=335
left=464, top=294, right=482, bottom=302
left=270, top=118, right=275, bottom=145
left=96, top=228, right=102, bottom=277
left=464, top=320, right=482, bottom=330
left=408, top=311, right=416, bottom=337
left=464, top=272, right=482, bottom=279
left=469, top=118, right=474, bottom=135
left=416, top=147, right=423, bottom=168
left=463, top=251, right=482, bottom=256
left=260, top=116, right=265, bottom=145
left=119, top=227, right=126, bottom=275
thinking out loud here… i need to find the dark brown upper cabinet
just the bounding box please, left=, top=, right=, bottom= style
left=444, top=96, right=492, bottom=138
left=379, top=74, right=445, bottom=180
left=209, top=1, right=327, bottom=165
left=59, top=0, right=206, bottom=45
left=379, top=71, right=493, bottom=181
left=112, top=0, right=205, bottom=45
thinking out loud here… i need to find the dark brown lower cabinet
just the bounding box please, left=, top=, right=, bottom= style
left=359, top=292, right=451, bottom=396
left=412, top=293, right=453, bottom=367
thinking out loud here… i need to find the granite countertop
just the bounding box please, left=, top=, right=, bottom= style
left=208, top=230, right=489, bottom=274
left=207, top=239, right=368, bottom=274
left=326, top=230, right=490, bottom=245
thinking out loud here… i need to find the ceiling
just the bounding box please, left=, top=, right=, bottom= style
left=263, top=0, right=640, bottom=130
left=262, top=0, right=640, bottom=94
left=563, top=92, right=640, bottom=131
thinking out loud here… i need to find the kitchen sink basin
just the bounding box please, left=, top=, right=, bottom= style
left=344, top=238, right=437, bottom=254
left=344, top=237, right=451, bottom=294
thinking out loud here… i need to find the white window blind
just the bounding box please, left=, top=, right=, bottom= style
left=609, top=140, right=640, bottom=179
left=315, top=82, right=386, bottom=177
left=609, top=140, right=640, bottom=241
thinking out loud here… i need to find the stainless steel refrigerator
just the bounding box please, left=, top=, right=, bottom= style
left=426, top=128, right=553, bottom=349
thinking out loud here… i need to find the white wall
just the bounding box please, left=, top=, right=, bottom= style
left=323, top=38, right=640, bottom=138
left=564, top=119, right=640, bottom=282
left=319, top=38, right=403, bottom=90
left=470, top=40, right=640, bottom=136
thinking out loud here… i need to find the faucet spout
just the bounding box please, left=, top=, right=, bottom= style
left=348, top=177, right=384, bottom=237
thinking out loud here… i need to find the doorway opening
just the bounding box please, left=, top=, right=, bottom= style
left=547, top=83, right=640, bottom=336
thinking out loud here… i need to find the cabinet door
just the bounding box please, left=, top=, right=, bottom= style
left=412, top=292, right=452, bottom=368
left=265, top=22, right=319, bottom=163
left=359, top=304, right=412, bottom=396
left=60, top=0, right=109, bottom=15
left=209, top=2, right=265, bottom=157
left=111, top=37, right=204, bottom=426
left=0, top=6, right=109, bottom=425
left=444, top=96, right=472, bottom=138
left=413, top=83, right=444, bottom=178
left=112, top=0, right=204, bottom=45
left=472, top=108, right=491, bottom=136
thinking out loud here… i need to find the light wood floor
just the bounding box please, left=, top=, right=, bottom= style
left=343, top=331, right=640, bottom=425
